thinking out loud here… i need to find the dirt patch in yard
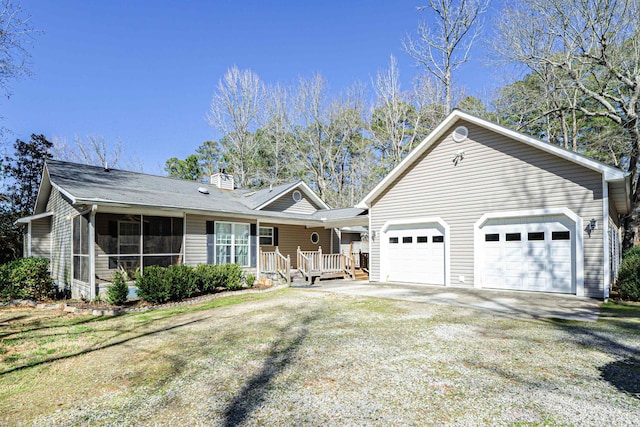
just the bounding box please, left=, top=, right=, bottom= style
left=1, top=289, right=639, bottom=426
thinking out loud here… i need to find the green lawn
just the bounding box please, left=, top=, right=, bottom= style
left=1, top=289, right=639, bottom=426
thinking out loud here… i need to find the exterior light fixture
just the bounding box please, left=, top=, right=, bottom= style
left=586, top=218, right=598, bottom=237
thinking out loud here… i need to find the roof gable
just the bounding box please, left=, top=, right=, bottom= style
left=253, top=181, right=330, bottom=211
left=358, top=110, right=629, bottom=211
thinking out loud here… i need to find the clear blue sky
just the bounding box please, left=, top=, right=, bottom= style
left=3, top=0, right=505, bottom=174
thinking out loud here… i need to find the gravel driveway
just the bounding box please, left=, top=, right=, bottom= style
left=11, top=289, right=640, bottom=426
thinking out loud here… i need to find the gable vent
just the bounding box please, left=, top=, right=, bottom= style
left=452, top=126, right=468, bottom=142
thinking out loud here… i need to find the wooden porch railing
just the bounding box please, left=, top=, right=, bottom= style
left=297, top=246, right=356, bottom=282
left=260, top=247, right=291, bottom=286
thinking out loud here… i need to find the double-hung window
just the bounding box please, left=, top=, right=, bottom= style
left=215, top=222, right=250, bottom=266
left=259, top=227, right=274, bottom=246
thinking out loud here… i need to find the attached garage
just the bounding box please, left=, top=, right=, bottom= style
left=475, top=210, right=583, bottom=295
left=380, top=219, right=448, bottom=285
left=360, top=111, right=631, bottom=299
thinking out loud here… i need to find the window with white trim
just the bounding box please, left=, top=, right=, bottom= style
left=216, top=222, right=250, bottom=266
left=259, top=226, right=274, bottom=246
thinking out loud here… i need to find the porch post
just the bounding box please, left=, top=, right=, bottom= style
left=27, top=221, right=32, bottom=257
left=89, top=205, right=97, bottom=299
left=256, top=219, right=261, bottom=279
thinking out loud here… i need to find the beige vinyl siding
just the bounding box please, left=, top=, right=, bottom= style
left=259, top=223, right=332, bottom=269
left=46, top=188, right=83, bottom=296
left=261, top=189, right=321, bottom=214
left=370, top=120, right=605, bottom=297
left=30, top=217, right=51, bottom=257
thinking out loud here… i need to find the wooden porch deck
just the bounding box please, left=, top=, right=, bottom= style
left=260, top=246, right=369, bottom=285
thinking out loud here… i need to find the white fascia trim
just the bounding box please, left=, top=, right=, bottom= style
left=15, top=211, right=54, bottom=224
left=32, top=164, right=50, bottom=215
left=255, top=181, right=331, bottom=211
left=473, top=208, right=584, bottom=297
left=78, top=200, right=330, bottom=227
left=358, top=110, right=626, bottom=207
left=379, top=217, right=451, bottom=286
left=50, top=181, right=77, bottom=205
left=603, top=178, right=610, bottom=299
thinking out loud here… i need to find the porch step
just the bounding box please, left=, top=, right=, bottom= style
left=353, top=271, right=369, bottom=281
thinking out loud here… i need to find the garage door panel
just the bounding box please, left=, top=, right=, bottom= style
left=383, top=224, right=446, bottom=285
left=480, top=217, right=575, bottom=294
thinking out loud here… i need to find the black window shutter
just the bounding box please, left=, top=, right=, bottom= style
left=274, top=227, right=279, bottom=246
left=206, top=221, right=215, bottom=264
left=250, top=224, right=257, bottom=267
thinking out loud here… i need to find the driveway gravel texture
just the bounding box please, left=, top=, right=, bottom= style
left=2, top=288, right=639, bottom=426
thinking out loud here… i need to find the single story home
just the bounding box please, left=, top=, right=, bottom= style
left=19, top=110, right=631, bottom=300
left=357, top=110, right=631, bottom=299
left=18, top=160, right=367, bottom=299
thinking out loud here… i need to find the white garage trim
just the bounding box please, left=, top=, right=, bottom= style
left=474, top=208, right=584, bottom=296
left=380, top=217, right=450, bottom=286
left=602, top=177, right=610, bottom=299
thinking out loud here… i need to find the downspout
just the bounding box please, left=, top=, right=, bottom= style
left=89, top=205, right=97, bottom=300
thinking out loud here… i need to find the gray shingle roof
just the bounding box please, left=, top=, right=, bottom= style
left=241, top=181, right=301, bottom=209
left=44, top=160, right=366, bottom=224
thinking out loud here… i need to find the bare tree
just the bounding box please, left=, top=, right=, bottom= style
left=0, top=0, right=37, bottom=98
left=52, top=135, right=142, bottom=171
left=207, top=66, right=265, bottom=188
left=370, top=56, right=428, bottom=170
left=403, top=0, right=489, bottom=114
left=260, top=83, right=297, bottom=185
left=494, top=0, right=640, bottom=246
left=291, top=73, right=331, bottom=199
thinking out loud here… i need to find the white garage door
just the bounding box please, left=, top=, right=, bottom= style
left=384, top=224, right=445, bottom=285
left=481, top=216, right=574, bottom=293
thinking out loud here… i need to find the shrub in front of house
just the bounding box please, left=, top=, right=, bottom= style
left=106, top=270, right=129, bottom=305
left=221, top=263, right=244, bottom=290
left=136, top=263, right=252, bottom=303
left=244, top=273, right=256, bottom=288
left=615, top=252, right=640, bottom=301
left=165, top=264, right=199, bottom=300
left=196, top=264, right=226, bottom=293
left=0, top=258, right=56, bottom=301
left=135, top=265, right=171, bottom=304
